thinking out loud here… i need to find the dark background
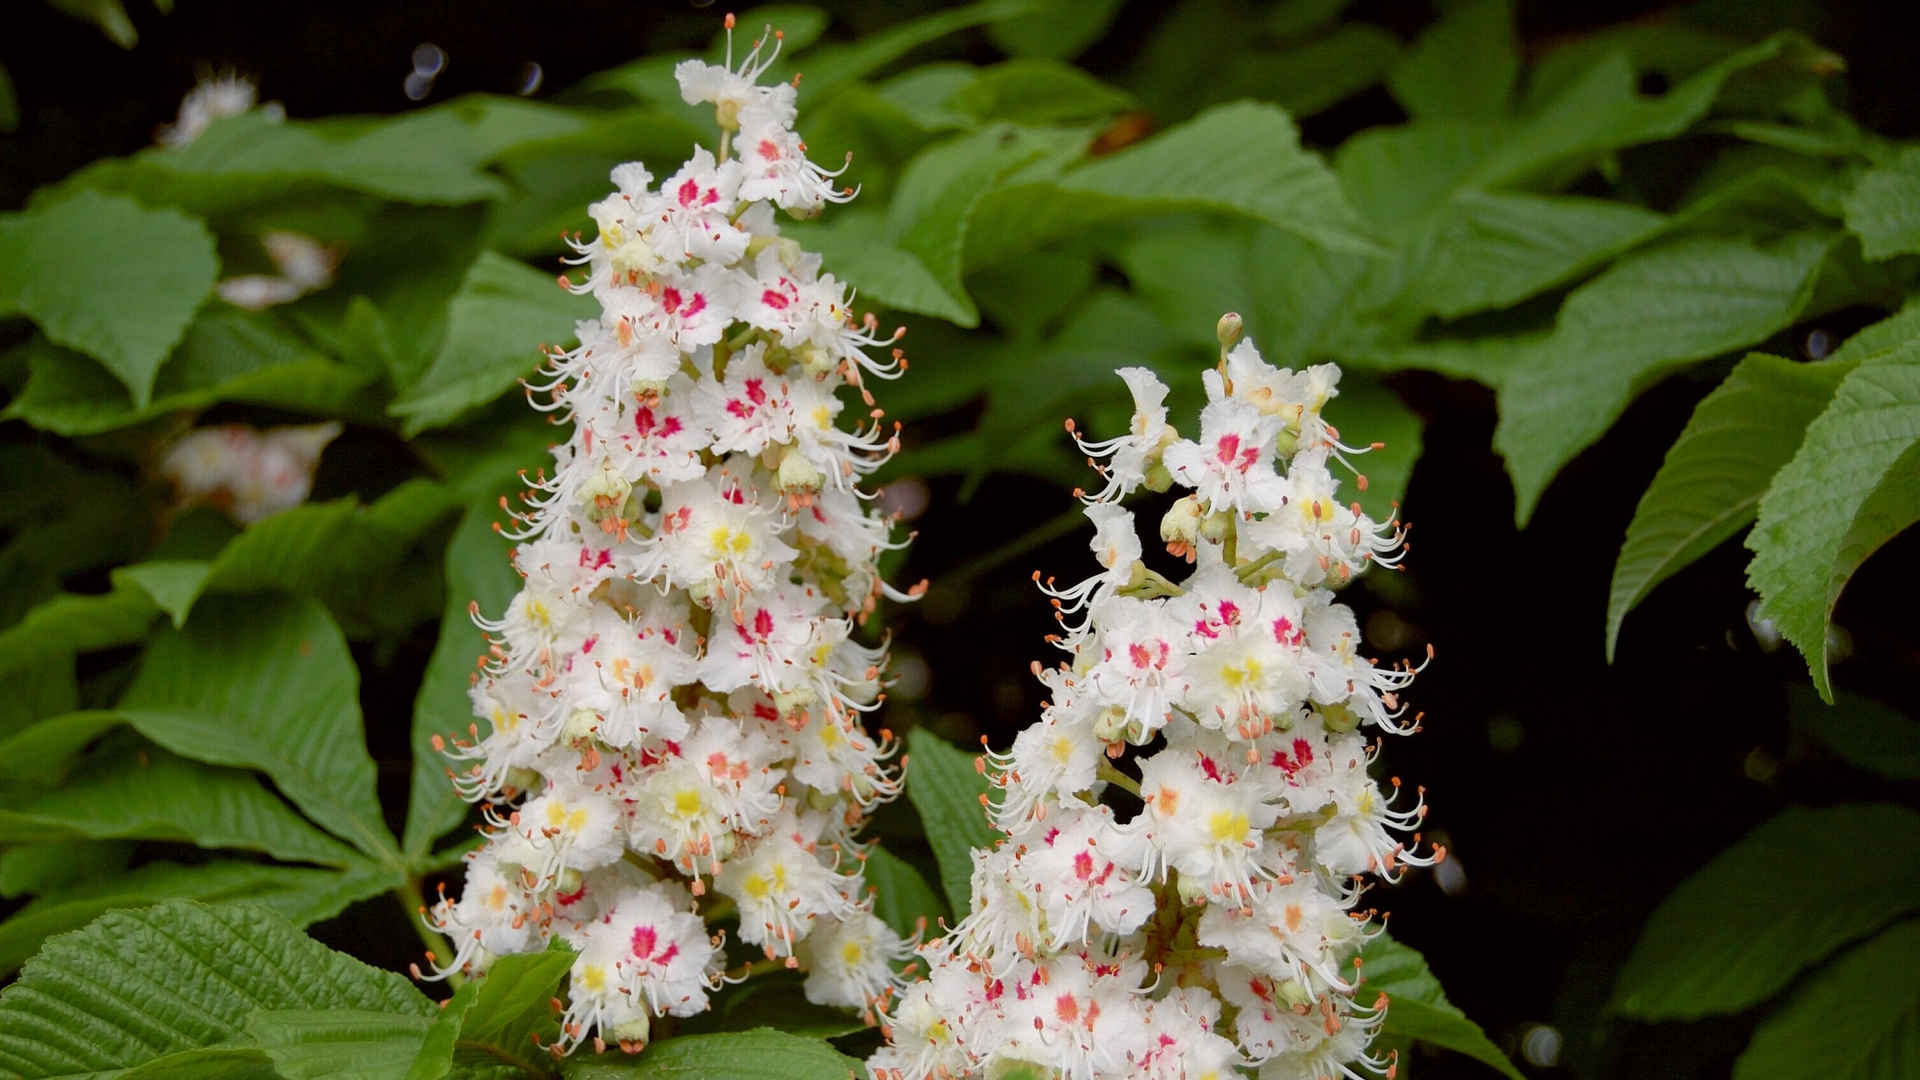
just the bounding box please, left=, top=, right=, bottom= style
left=4, top=2, right=1915, bottom=1077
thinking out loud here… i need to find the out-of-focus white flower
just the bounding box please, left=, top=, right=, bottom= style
left=871, top=318, right=1430, bottom=1080
left=425, top=18, right=922, bottom=1055
left=160, top=421, right=340, bottom=524
left=157, top=71, right=282, bottom=147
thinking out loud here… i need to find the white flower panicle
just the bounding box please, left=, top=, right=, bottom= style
left=421, top=20, right=923, bottom=1056
left=871, top=316, right=1436, bottom=1080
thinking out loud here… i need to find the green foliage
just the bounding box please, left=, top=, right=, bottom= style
left=1613, top=803, right=1920, bottom=1020
left=1746, top=304, right=1920, bottom=699
left=1788, top=685, right=1920, bottom=779
left=1361, top=935, right=1523, bottom=1079
left=903, top=728, right=994, bottom=917
left=1607, top=351, right=1854, bottom=658
left=563, top=1029, right=862, bottom=1080
left=0, top=192, right=218, bottom=407
left=1845, top=147, right=1920, bottom=259
left=863, top=843, right=947, bottom=935
left=1732, top=919, right=1920, bottom=1080
left=0, top=901, right=431, bottom=1079
left=407, top=949, right=573, bottom=1080
left=392, top=252, right=596, bottom=434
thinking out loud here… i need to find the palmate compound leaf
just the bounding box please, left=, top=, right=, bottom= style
left=904, top=728, right=995, bottom=918
left=1361, top=934, right=1523, bottom=1080
left=1612, top=803, right=1920, bottom=1021
left=560, top=1029, right=862, bottom=1080
left=1606, top=351, right=1856, bottom=661
left=1746, top=303, right=1920, bottom=700
left=1732, top=919, right=1920, bottom=1080
left=0, top=192, right=218, bottom=407
left=0, top=900, right=432, bottom=1080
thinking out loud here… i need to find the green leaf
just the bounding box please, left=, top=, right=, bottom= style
left=119, top=561, right=219, bottom=628
left=408, top=949, right=571, bottom=1080
left=948, top=60, right=1134, bottom=125
left=0, top=650, right=78, bottom=743
left=1496, top=231, right=1832, bottom=525
left=1331, top=377, right=1423, bottom=523
left=4, top=311, right=377, bottom=437
left=1407, top=191, right=1668, bottom=319
left=691, top=972, right=864, bottom=1040
left=0, top=901, right=431, bottom=1079
left=781, top=210, right=977, bottom=325
left=391, top=252, right=595, bottom=435
left=1746, top=303, right=1920, bottom=699
left=1788, top=685, right=1920, bottom=780
left=1734, top=919, right=1920, bottom=1080
left=562, top=1029, right=860, bottom=1080
left=114, top=1046, right=276, bottom=1080
left=0, top=192, right=217, bottom=407
left=1262, top=24, right=1402, bottom=120
left=0, top=841, right=129, bottom=898
left=0, top=860, right=395, bottom=973
left=248, top=1009, right=433, bottom=1080
left=0, top=744, right=362, bottom=868
left=863, top=844, right=945, bottom=935
left=968, top=101, right=1379, bottom=271
left=404, top=502, right=522, bottom=857
left=1360, top=934, right=1522, bottom=1080
left=1470, top=33, right=1809, bottom=189
left=903, top=728, right=994, bottom=918
left=886, top=125, right=1086, bottom=328
left=1386, top=0, right=1518, bottom=120
left=1613, top=803, right=1920, bottom=1020
left=1266, top=0, right=1353, bottom=40
left=1606, top=352, right=1856, bottom=660
left=309, top=205, right=490, bottom=389
left=795, top=1, right=1037, bottom=101
left=1111, top=218, right=1374, bottom=360
left=119, top=594, right=396, bottom=863
left=58, top=108, right=506, bottom=211
left=484, top=108, right=709, bottom=258
left=1844, top=145, right=1920, bottom=260
left=969, top=289, right=1188, bottom=493
left=983, top=0, right=1123, bottom=61
left=0, top=581, right=156, bottom=681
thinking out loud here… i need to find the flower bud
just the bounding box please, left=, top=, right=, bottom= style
left=1216, top=311, right=1244, bottom=351
left=1161, top=495, right=1203, bottom=547
left=1091, top=705, right=1129, bottom=743
left=608, top=1012, right=651, bottom=1047
left=776, top=448, right=824, bottom=496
